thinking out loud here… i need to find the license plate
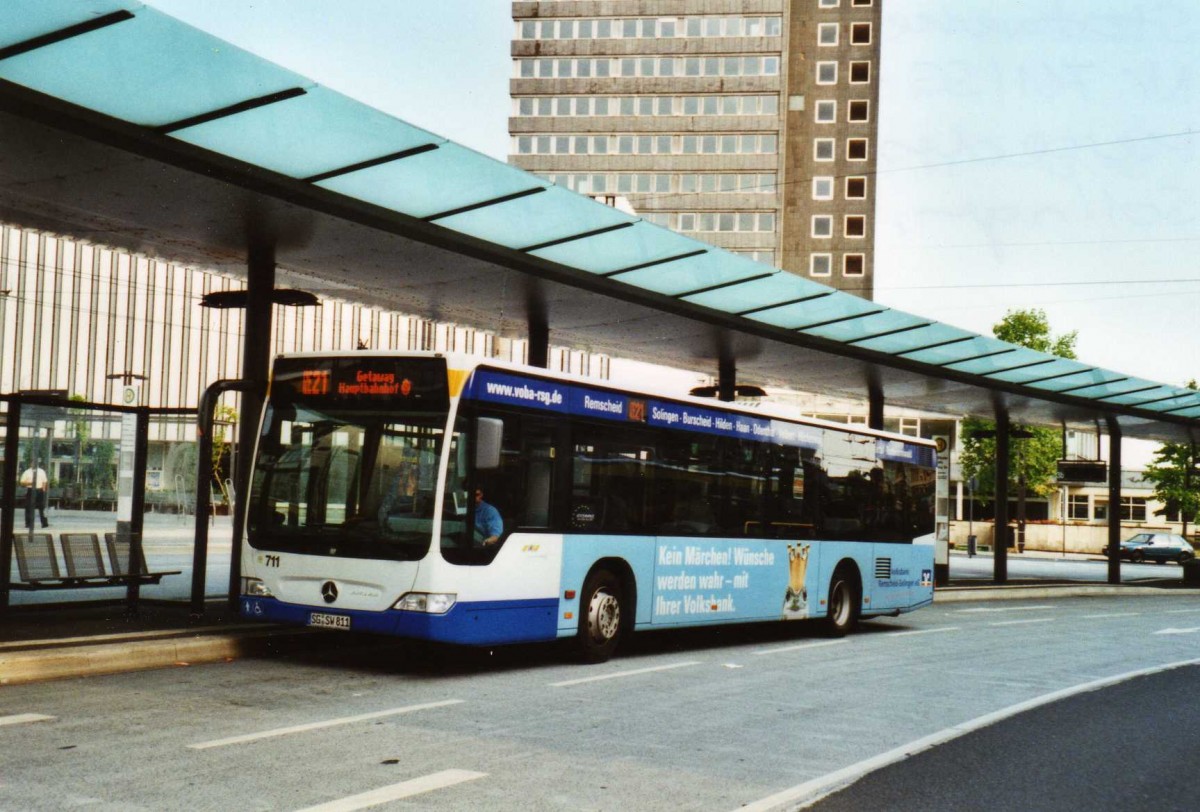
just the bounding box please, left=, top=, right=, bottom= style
left=308, top=612, right=351, bottom=630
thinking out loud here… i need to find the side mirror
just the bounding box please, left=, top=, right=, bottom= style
left=475, top=417, right=503, bottom=470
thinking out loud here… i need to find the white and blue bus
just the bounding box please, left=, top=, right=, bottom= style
left=241, top=353, right=936, bottom=662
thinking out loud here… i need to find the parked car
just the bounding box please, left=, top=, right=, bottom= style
left=1103, top=532, right=1196, bottom=564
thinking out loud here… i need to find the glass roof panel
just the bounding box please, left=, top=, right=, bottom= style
left=854, top=323, right=975, bottom=355
left=617, top=249, right=771, bottom=297
left=901, top=336, right=1010, bottom=367
left=530, top=221, right=700, bottom=274
left=170, top=86, right=444, bottom=180
left=1025, top=368, right=1128, bottom=394
left=985, top=357, right=1089, bottom=383
left=1096, top=385, right=1176, bottom=407
left=802, top=310, right=928, bottom=343
left=0, top=1, right=135, bottom=51
left=682, top=271, right=831, bottom=311
left=1165, top=404, right=1200, bottom=419
left=435, top=186, right=637, bottom=250
left=746, top=291, right=881, bottom=330
left=1060, top=378, right=1162, bottom=401
left=317, top=142, right=541, bottom=220
left=0, top=6, right=309, bottom=127
left=1137, top=391, right=1200, bottom=413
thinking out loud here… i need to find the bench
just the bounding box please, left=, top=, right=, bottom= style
left=10, top=532, right=180, bottom=591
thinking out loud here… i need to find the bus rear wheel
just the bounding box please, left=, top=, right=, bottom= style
left=575, top=569, right=624, bottom=663
left=822, top=567, right=860, bottom=637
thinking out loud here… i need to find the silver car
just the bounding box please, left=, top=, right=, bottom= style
left=1106, top=532, right=1196, bottom=564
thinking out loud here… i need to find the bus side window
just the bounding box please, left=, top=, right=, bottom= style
left=571, top=423, right=656, bottom=534
left=520, top=429, right=555, bottom=528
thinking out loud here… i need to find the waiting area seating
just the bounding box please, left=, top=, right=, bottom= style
left=11, top=532, right=180, bottom=590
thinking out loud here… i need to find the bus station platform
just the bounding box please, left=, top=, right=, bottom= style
left=3, top=567, right=1198, bottom=686
left=0, top=599, right=341, bottom=686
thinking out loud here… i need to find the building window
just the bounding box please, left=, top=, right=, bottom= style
left=849, top=61, right=871, bottom=83
left=819, top=0, right=840, bottom=7
left=1120, top=497, right=1148, bottom=522
left=850, top=23, right=872, bottom=45
left=843, top=254, right=865, bottom=276
left=852, top=0, right=874, bottom=6
left=845, top=176, right=867, bottom=198
left=816, top=62, right=838, bottom=84
left=815, top=100, right=837, bottom=123
left=814, top=138, right=836, bottom=161
left=847, top=138, right=869, bottom=160
left=1068, top=495, right=1090, bottom=520
left=845, top=215, right=866, bottom=238
left=812, top=215, right=833, bottom=238
left=812, top=177, right=834, bottom=200
left=1094, top=500, right=1109, bottom=521
left=817, top=23, right=839, bottom=46
left=811, top=253, right=833, bottom=276
left=848, top=100, right=870, bottom=122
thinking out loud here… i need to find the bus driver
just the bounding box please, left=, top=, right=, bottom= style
left=475, top=487, right=503, bottom=545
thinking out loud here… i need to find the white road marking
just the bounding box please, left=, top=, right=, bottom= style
left=885, top=626, right=961, bottom=637
left=0, top=713, right=55, bottom=727
left=734, top=656, right=1200, bottom=812
left=188, top=700, right=463, bottom=750
left=1081, top=612, right=1142, bottom=619
left=1163, top=608, right=1200, bottom=614
left=1154, top=627, right=1200, bottom=635
left=549, top=660, right=701, bottom=687
left=989, top=618, right=1054, bottom=627
left=754, top=639, right=849, bottom=656
left=954, top=605, right=1054, bottom=614
left=293, top=769, right=486, bottom=812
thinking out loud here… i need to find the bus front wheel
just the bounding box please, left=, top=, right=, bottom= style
left=822, top=567, right=860, bottom=637
left=575, top=569, right=624, bottom=663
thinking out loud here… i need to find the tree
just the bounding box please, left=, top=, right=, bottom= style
left=1142, top=381, right=1200, bottom=535
left=959, top=309, right=1077, bottom=506
left=992, top=308, right=1077, bottom=359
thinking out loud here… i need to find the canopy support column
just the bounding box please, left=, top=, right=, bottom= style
left=718, top=355, right=736, bottom=403
left=994, top=408, right=1010, bottom=584
left=1106, top=416, right=1122, bottom=585
left=228, top=242, right=275, bottom=611
left=0, top=401, right=20, bottom=614
left=868, top=380, right=884, bottom=431
left=528, top=310, right=548, bottom=369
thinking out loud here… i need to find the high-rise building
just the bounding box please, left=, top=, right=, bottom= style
left=510, top=0, right=882, bottom=298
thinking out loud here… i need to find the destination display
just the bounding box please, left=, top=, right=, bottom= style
left=273, top=357, right=450, bottom=410
left=470, top=368, right=932, bottom=465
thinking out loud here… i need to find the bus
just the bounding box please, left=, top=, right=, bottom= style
left=240, top=352, right=937, bottom=662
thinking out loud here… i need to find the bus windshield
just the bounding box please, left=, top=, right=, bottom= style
left=246, top=356, right=455, bottom=561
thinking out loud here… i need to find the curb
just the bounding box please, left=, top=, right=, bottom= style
left=934, top=585, right=1200, bottom=602
left=0, top=627, right=319, bottom=686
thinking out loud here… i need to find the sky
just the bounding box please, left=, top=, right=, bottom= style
left=141, top=0, right=1200, bottom=396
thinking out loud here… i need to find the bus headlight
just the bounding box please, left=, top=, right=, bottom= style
left=242, top=578, right=273, bottom=598
left=394, top=592, right=456, bottom=614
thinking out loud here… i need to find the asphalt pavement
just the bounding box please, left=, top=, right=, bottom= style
left=808, top=664, right=1200, bottom=812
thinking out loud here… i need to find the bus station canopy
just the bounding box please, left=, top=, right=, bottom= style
left=1, top=1, right=1198, bottom=443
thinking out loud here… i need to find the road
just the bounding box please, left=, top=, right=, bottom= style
left=3, top=594, right=1199, bottom=810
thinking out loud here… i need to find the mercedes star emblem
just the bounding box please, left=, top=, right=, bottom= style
left=321, top=581, right=338, bottom=604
